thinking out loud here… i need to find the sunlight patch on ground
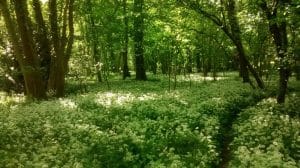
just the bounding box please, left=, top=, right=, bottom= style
left=259, top=97, right=277, bottom=105
left=0, top=92, right=7, bottom=104
left=59, top=98, right=77, bottom=109
left=95, top=92, right=159, bottom=107
left=212, top=97, right=222, bottom=101
left=0, top=92, right=25, bottom=105
left=177, top=74, right=227, bottom=82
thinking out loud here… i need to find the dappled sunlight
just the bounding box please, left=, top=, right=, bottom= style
left=41, top=0, right=48, bottom=4
left=212, top=97, right=222, bottom=102
left=95, top=91, right=159, bottom=107
left=259, top=97, right=277, bottom=105
left=59, top=98, right=77, bottom=109
left=0, top=92, right=7, bottom=104
left=177, top=74, right=228, bottom=82
left=0, top=92, right=25, bottom=105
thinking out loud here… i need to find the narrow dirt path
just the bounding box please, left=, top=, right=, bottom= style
left=217, top=98, right=264, bottom=168
left=218, top=119, right=235, bottom=168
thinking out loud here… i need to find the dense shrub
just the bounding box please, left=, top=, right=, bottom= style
left=229, top=95, right=300, bottom=168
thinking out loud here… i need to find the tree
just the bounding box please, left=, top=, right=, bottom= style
left=0, top=0, right=75, bottom=99
left=83, top=0, right=103, bottom=82
left=32, top=0, right=52, bottom=83
left=133, top=0, right=147, bottom=80
left=0, top=0, right=47, bottom=98
left=177, top=0, right=265, bottom=89
left=48, top=0, right=75, bottom=97
left=258, top=0, right=293, bottom=103
left=78, top=0, right=124, bottom=81
left=122, top=0, right=131, bottom=79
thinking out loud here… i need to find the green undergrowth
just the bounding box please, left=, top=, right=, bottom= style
left=0, top=76, right=298, bottom=167
left=229, top=88, right=300, bottom=168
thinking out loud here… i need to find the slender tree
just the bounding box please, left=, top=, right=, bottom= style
left=133, top=0, right=147, bottom=80
left=259, top=0, right=291, bottom=103
left=83, top=0, right=103, bottom=82
left=122, top=0, right=131, bottom=79
left=177, top=0, right=265, bottom=89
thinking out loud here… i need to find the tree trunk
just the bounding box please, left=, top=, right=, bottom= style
left=86, top=0, right=102, bottom=82
left=64, top=0, right=74, bottom=73
left=13, top=0, right=46, bottom=99
left=47, top=0, right=74, bottom=97
left=186, top=51, right=193, bottom=73
left=203, top=57, right=210, bottom=77
left=122, top=0, right=131, bottom=79
left=226, top=0, right=250, bottom=83
left=226, top=0, right=264, bottom=88
left=296, top=56, right=300, bottom=80
left=32, top=0, right=52, bottom=84
left=48, top=0, right=65, bottom=97
left=133, top=0, right=147, bottom=80
left=260, top=1, right=290, bottom=103
left=0, top=0, right=26, bottom=93
left=195, top=53, right=201, bottom=73
left=0, top=0, right=23, bottom=68
left=178, top=0, right=264, bottom=89
left=93, top=42, right=103, bottom=82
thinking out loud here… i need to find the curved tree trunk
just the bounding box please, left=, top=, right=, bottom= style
left=225, top=0, right=250, bottom=83
left=226, top=0, right=264, bottom=89
left=178, top=0, right=265, bottom=89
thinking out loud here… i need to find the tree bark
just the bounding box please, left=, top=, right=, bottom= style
left=48, top=0, right=66, bottom=97
left=13, top=0, right=46, bottom=99
left=0, top=0, right=25, bottom=92
left=0, top=0, right=23, bottom=66
left=122, top=0, right=131, bottom=79
left=226, top=0, right=252, bottom=84
left=1, top=0, right=74, bottom=98
left=226, top=0, right=264, bottom=88
left=260, top=0, right=291, bottom=103
left=133, top=0, right=147, bottom=80
left=178, top=0, right=265, bottom=89
left=86, top=0, right=102, bottom=82
left=47, top=0, right=74, bottom=97
left=32, top=0, right=52, bottom=84
left=195, top=53, right=201, bottom=72
left=186, top=49, right=193, bottom=73
left=296, top=54, right=300, bottom=80
left=64, top=0, right=75, bottom=73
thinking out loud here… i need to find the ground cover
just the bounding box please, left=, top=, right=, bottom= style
left=0, top=74, right=299, bottom=167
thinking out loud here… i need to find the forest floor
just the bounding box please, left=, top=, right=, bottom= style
left=0, top=73, right=299, bottom=168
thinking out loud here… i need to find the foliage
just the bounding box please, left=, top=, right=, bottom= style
left=229, top=93, right=300, bottom=167
left=0, top=0, right=300, bottom=166
left=0, top=76, right=271, bottom=167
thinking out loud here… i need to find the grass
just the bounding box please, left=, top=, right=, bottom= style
left=0, top=73, right=299, bottom=167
